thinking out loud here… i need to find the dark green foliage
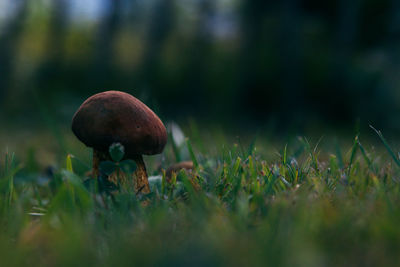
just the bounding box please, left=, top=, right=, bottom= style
left=109, top=143, right=125, bottom=162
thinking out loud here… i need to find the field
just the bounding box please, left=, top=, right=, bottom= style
left=1, top=124, right=400, bottom=267
left=2, top=0, right=400, bottom=266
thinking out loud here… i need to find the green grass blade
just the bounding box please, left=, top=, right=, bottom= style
left=283, top=144, right=288, bottom=165
left=186, top=138, right=199, bottom=168
left=370, top=125, right=400, bottom=167
left=169, top=131, right=181, bottom=162
left=66, top=154, right=74, bottom=173
left=247, top=135, right=257, bottom=157
left=300, top=137, right=320, bottom=177
left=334, top=138, right=344, bottom=169
left=357, top=139, right=373, bottom=172
left=348, top=135, right=359, bottom=175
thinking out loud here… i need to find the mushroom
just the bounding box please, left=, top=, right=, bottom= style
left=165, top=161, right=194, bottom=182
left=71, top=91, right=167, bottom=194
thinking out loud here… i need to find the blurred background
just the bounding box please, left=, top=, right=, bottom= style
left=1, top=0, right=400, bottom=136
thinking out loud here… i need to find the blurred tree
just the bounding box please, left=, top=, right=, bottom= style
left=139, top=0, right=175, bottom=100
left=0, top=0, right=399, bottom=131
left=90, top=0, right=122, bottom=91
left=278, top=0, right=304, bottom=125
left=34, top=0, right=69, bottom=97
left=238, top=0, right=278, bottom=119
left=0, top=0, right=28, bottom=105
left=327, top=0, right=361, bottom=121
left=180, top=0, right=216, bottom=115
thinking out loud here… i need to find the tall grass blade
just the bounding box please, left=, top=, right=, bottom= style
left=283, top=144, right=288, bottom=165
left=300, top=137, right=320, bottom=176
left=370, top=125, right=400, bottom=167
left=186, top=138, right=199, bottom=168
left=357, top=140, right=373, bottom=172
left=247, top=135, right=257, bottom=157
left=168, top=131, right=181, bottom=162
left=347, top=135, right=359, bottom=175
left=66, top=154, right=74, bottom=173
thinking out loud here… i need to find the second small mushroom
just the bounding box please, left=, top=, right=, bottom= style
left=165, top=161, right=194, bottom=182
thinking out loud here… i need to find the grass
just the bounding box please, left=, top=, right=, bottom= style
left=1, top=124, right=400, bottom=266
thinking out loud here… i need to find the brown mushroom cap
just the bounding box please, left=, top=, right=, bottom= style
left=72, top=91, right=167, bottom=157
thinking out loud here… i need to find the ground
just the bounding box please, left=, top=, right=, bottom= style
left=1, top=124, right=400, bottom=266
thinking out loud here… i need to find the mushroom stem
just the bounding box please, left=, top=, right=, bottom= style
left=133, top=155, right=150, bottom=194
left=92, top=149, right=109, bottom=178
left=92, top=149, right=150, bottom=194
